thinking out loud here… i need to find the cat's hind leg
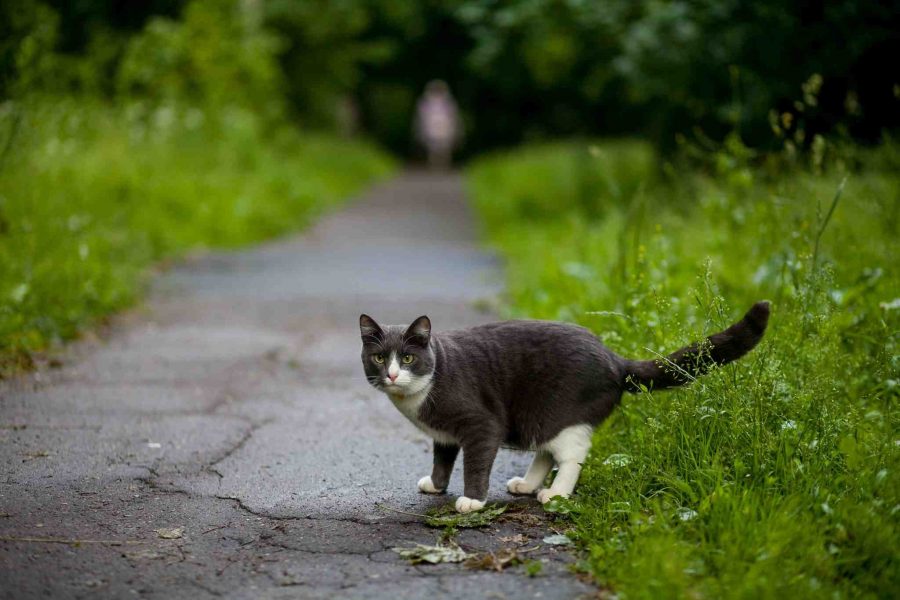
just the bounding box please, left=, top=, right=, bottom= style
left=507, top=450, right=554, bottom=495
left=536, top=424, right=593, bottom=504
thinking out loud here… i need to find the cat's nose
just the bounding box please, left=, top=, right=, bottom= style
left=388, top=373, right=398, bottom=383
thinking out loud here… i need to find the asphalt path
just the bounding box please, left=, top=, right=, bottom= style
left=0, top=173, right=595, bottom=599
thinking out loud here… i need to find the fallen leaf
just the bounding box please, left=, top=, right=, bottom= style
left=155, top=527, right=184, bottom=540
left=542, top=533, right=572, bottom=546
left=465, top=547, right=520, bottom=572
left=393, top=542, right=469, bottom=564
left=499, top=504, right=544, bottom=526
left=424, top=503, right=507, bottom=528
left=498, top=534, right=528, bottom=544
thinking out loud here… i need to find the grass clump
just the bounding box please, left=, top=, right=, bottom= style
left=0, top=99, right=394, bottom=374
left=467, top=140, right=899, bottom=598
left=425, top=503, right=509, bottom=528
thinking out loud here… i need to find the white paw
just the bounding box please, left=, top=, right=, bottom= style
left=507, top=476, right=537, bottom=495
left=454, top=496, right=485, bottom=513
left=417, top=476, right=443, bottom=494
left=537, top=489, right=569, bottom=504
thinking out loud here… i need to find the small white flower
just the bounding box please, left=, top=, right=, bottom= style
left=676, top=507, right=698, bottom=522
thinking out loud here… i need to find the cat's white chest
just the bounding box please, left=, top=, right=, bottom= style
left=388, top=386, right=457, bottom=446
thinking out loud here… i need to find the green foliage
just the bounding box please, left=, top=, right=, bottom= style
left=523, top=559, right=543, bottom=577
left=457, top=0, right=900, bottom=151
left=117, top=0, right=285, bottom=115
left=0, top=0, right=395, bottom=374
left=472, top=140, right=656, bottom=231
left=5, top=1, right=898, bottom=154
left=0, top=0, right=61, bottom=97
left=263, top=0, right=397, bottom=128
left=393, top=542, right=470, bottom=564
left=3, top=0, right=285, bottom=114
left=425, top=502, right=508, bottom=528
left=468, top=141, right=899, bottom=598
left=0, top=99, right=394, bottom=374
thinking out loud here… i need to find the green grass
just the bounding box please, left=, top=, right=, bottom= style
left=0, top=98, right=394, bottom=374
left=467, top=140, right=899, bottom=598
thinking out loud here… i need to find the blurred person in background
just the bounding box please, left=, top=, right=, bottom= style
left=415, top=80, right=461, bottom=169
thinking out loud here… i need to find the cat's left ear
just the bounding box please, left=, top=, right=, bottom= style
left=404, top=315, right=431, bottom=347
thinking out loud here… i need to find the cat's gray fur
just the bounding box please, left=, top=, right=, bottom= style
left=359, top=301, right=769, bottom=509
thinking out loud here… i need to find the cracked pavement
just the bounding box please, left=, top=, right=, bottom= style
left=0, top=173, right=596, bottom=599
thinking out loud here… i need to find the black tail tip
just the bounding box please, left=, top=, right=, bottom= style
left=744, top=300, right=771, bottom=333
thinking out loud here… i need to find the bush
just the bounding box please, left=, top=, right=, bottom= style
left=467, top=141, right=899, bottom=597
left=0, top=98, right=394, bottom=374
left=117, top=0, right=285, bottom=116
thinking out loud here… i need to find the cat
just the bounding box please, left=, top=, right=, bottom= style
left=359, top=301, right=769, bottom=513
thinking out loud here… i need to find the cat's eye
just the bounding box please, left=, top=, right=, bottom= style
left=402, top=354, right=415, bottom=364
left=372, top=353, right=385, bottom=364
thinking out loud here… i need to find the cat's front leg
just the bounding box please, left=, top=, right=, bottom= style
left=418, top=442, right=459, bottom=494
left=456, top=438, right=500, bottom=513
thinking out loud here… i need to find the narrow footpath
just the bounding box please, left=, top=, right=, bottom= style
left=0, top=173, right=595, bottom=599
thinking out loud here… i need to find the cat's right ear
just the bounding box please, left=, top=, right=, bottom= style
left=359, top=314, right=383, bottom=343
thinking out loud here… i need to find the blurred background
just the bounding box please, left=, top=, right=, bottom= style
left=4, top=0, right=899, bottom=157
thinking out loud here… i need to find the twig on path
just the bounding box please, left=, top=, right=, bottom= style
left=0, top=536, right=144, bottom=546
left=216, top=557, right=237, bottom=577
left=201, top=525, right=227, bottom=535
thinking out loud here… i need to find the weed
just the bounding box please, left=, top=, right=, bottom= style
left=523, top=559, right=543, bottom=577
left=393, top=542, right=469, bottom=565
left=425, top=503, right=508, bottom=528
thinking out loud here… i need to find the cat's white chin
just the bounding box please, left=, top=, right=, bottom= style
left=417, top=476, right=443, bottom=494
left=454, top=496, right=485, bottom=513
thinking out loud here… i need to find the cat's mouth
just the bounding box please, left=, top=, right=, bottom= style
left=380, top=375, right=433, bottom=397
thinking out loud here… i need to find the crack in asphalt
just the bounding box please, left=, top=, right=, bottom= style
left=212, top=495, right=390, bottom=527
left=207, top=419, right=271, bottom=472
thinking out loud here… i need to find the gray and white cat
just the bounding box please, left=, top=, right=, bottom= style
left=359, top=301, right=769, bottom=513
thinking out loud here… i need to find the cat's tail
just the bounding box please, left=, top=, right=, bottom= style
left=622, top=301, right=770, bottom=393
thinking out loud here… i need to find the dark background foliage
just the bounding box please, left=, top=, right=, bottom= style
left=3, top=0, right=899, bottom=156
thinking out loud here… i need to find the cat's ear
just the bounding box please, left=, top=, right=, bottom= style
left=404, top=315, right=431, bottom=347
left=359, top=314, right=383, bottom=343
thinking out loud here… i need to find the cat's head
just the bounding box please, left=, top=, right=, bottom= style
left=359, top=314, right=435, bottom=396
